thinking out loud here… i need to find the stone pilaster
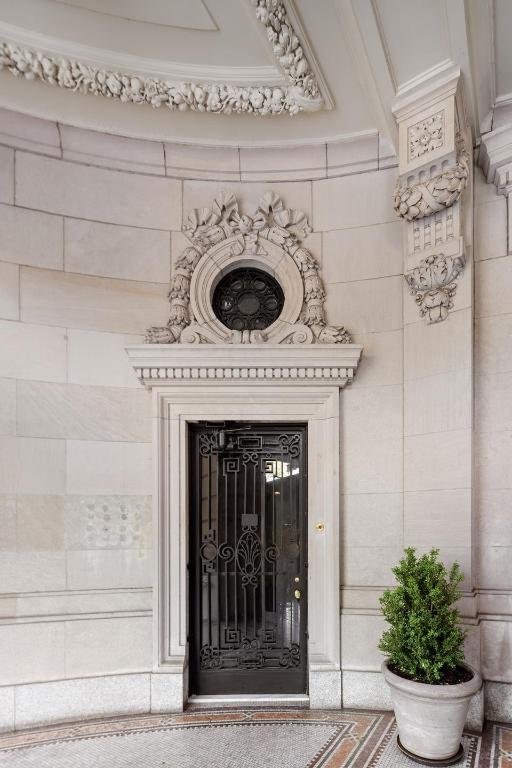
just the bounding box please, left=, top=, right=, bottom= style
left=393, top=69, right=481, bottom=728
left=393, top=67, right=471, bottom=324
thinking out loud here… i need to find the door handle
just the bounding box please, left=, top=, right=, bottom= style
left=294, top=589, right=301, bottom=600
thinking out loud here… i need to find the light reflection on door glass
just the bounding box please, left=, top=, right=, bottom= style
left=265, top=460, right=300, bottom=483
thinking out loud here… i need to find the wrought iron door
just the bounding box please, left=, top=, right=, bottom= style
left=189, top=422, right=308, bottom=695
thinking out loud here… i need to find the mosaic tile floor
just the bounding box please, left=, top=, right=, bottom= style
left=0, top=709, right=508, bottom=768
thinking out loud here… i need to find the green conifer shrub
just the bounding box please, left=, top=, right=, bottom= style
left=379, top=548, right=466, bottom=684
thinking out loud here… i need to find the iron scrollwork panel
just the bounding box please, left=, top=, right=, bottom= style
left=189, top=423, right=307, bottom=693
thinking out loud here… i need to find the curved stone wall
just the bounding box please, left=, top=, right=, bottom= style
left=0, top=106, right=509, bottom=729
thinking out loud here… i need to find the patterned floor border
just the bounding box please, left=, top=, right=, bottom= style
left=0, top=709, right=392, bottom=767
left=487, top=723, right=512, bottom=768
left=363, top=718, right=481, bottom=768
left=0, top=709, right=508, bottom=768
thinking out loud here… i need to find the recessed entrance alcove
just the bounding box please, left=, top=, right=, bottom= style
left=126, top=191, right=362, bottom=709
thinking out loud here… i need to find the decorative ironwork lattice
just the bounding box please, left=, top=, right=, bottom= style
left=212, top=268, right=284, bottom=332
left=189, top=423, right=308, bottom=695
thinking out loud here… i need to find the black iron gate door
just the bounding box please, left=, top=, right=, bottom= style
left=189, top=422, right=308, bottom=695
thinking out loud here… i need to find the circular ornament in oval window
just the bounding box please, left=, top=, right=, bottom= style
left=212, top=268, right=284, bottom=332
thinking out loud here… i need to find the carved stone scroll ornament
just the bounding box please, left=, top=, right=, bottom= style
left=404, top=253, right=465, bottom=324
left=0, top=1, right=324, bottom=116
left=146, top=192, right=351, bottom=345
left=394, top=134, right=469, bottom=221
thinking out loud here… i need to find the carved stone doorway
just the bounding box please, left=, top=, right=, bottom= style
left=126, top=189, right=363, bottom=709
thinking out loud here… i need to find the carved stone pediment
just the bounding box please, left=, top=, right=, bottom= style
left=147, top=191, right=351, bottom=346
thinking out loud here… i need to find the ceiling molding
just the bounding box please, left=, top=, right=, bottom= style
left=345, top=0, right=481, bottom=148
left=281, top=0, right=334, bottom=111
left=394, top=59, right=456, bottom=103
left=0, top=21, right=284, bottom=85
left=443, top=0, right=478, bottom=141
left=392, top=62, right=461, bottom=121
left=0, top=0, right=329, bottom=117
left=472, top=0, right=496, bottom=134
left=335, top=0, right=397, bottom=149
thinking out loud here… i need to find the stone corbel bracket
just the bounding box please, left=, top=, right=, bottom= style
left=146, top=190, right=352, bottom=345
left=392, top=67, right=469, bottom=323
left=394, top=134, right=469, bottom=222
left=0, top=0, right=330, bottom=116
left=404, top=252, right=465, bottom=324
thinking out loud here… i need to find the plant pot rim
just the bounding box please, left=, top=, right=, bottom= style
left=381, top=658, right=482, bottom=700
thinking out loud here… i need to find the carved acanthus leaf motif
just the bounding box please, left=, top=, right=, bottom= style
left=404, top=253, right=465, bottom=324
left=394, top=135, right=469, bottom=221
left=145, top=325, right=181, bottom=344
left=0, top=2, right=324, bottom=117
left=146, top=192, right=351, bottom=345
left=313, top=325, right=352, bottom=344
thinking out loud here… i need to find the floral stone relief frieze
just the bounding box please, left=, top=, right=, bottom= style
left=146, top=191, right=351, bottom=345
left=408, top=111, right=444, bottom=161
left=404, top=253, right=465, bottom=324
left=0, top=1, right=324, bottom=116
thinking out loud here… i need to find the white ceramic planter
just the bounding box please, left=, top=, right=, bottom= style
left=382, top=659, right=482, bottom=763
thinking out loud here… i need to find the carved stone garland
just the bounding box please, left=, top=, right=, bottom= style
left=394, top=133, right=469, bottom=222
left=146, top=192, right=351, bottom=345
left=0, top=0, right=324, bottom=116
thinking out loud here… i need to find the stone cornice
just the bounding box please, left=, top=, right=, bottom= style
left=125, top=344, right=363, bottom=388
left=479, top=123, right=512, bottom=194
left=392, top=63, right=462, bottom=125
left=0, top=1, right=327, bottom=117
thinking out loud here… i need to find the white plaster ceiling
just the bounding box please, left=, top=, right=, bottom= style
left=0, top=0, right=509, bottom=146
left=52, top=1, right=218, bottom=31
left=0, top=0, right=276, bottom=73
left=373, top=0, right=452, bottom=89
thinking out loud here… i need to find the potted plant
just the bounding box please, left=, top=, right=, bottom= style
left=380, top=548, right=482, bottom=765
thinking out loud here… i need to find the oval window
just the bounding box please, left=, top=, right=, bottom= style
left=212, top=268, right=284, bottom=332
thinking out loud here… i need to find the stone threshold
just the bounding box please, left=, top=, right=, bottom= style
left=187, top=694, right=310, bottom=709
